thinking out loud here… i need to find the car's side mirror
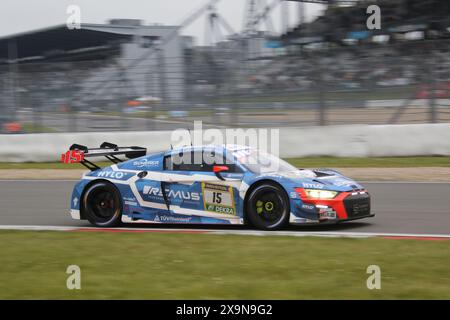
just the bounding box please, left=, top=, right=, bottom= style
left=137, top=171, right=148, bottom=179
left=213, top=165, right=229, bottom=181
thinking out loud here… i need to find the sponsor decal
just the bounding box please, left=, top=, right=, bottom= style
left=97, top=171, right=127, bottom=179
left=289, top=192, right=298, bottom=199
left=133, top=159, right=159, bottom=168
left=280, top=170, right=316, bottom=179
left=318, top=206, right=337, bottom=219
left=72, top=197, right=79, bottom=207
left=333, top=179, right=354, bottom=187
left=224, top=173, right=243, bottom=179
left=293, top=218, right=318, bottom=223
left=202, top=183, right=236, bottom=215
left=301, top=203, right=315, bottom=211
left=143, top=186, right=201, bottom=201
left=302, top=182, right=324, bottom=189
left=154, top=214, right=192, bottom=223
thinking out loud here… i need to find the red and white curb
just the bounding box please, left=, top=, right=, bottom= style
left=0, top=225, right=450, bottom=240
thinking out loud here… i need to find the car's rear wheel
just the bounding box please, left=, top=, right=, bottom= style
left=246, top=183, right=290, bottom=230
left=83, top=181, right=122, bottom=227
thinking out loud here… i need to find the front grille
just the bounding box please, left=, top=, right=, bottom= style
left=343, top=194, right=371, bottom=218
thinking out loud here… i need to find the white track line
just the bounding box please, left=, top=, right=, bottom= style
left=0, top=225, right=449, bottom=239
left=0, top=225, right=79, bottom=231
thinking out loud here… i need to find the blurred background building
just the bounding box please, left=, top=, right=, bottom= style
left=1, top=0, right=450, bottom=133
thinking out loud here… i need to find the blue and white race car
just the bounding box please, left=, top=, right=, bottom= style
left=64, top=142, right=373, bottom=230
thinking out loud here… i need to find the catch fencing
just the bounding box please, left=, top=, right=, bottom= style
left=1, top=39, right=450, bottom=133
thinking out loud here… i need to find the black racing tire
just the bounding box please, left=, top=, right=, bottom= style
left=245, top=182, right=290, bottom=230
left=82, top=181, right=122, bottom=227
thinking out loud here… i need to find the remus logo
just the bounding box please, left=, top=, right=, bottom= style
left=143, top=186, right=200, bottom=201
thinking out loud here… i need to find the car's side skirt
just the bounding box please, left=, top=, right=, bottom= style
left=122, top=213, right=243, bottom=225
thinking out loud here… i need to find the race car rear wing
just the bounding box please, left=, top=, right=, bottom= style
left=61, top=142, right=147, bottom=171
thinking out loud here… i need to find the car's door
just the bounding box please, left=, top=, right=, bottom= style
left=163, top=149, right=245, bottom=223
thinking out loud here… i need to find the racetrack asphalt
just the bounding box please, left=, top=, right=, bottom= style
left=0, top=181, right=449, bottom=235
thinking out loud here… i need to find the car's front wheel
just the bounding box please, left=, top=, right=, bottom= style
left=245, top=182, right=290, bottom=230
left=82, top=181, right=122, bottom=227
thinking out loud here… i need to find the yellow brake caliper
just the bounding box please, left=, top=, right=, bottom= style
left=256, top=200, right=264, bottom=214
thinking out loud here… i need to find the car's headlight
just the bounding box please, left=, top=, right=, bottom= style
left=304, top=189, right=338, bottom=199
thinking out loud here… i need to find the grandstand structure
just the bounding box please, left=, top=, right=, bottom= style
left=0, top=20, right=189, bottom=119
left=236, top=0, right=450, bottom=125
left=283, top=0, right=450, bottom=45
left=279, top=0, right=450, bottom=94
left=0, top=0, right=286, bottom=133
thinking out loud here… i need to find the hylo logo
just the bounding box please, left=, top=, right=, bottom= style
left=97, top=171, right=125, bottom=179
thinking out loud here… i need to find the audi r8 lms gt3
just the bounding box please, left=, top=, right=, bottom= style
left=63, top=142, right=374, bottom=230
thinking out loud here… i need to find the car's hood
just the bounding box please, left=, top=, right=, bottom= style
left=260, top=169, right=364, bottom=192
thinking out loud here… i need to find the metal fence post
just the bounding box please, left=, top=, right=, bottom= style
left=429, top=60, right=437, bottom=123
left=120, top=68, right=129, bottom=131
left=69, top=64, right=78, bottom=133
left=158, top=48, right=167, bottom=129
left=8, top=40, right=18, bottom=128
left=317, top=56, right=326, bottom=126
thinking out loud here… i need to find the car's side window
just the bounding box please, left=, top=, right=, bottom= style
left=163, top=154, right=172, bottom=170
left=164, top=151, right=203, bottom=171
left=196, top=151, right=243, bottom=173
left=164, top=151, right=243, bottom=173
left=164, top=152, right=191, bottom=171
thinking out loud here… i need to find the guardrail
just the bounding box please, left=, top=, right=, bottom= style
left=1, top=123, right=450, bottom=162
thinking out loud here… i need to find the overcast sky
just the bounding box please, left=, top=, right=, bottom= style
left=0, top=0, right=325, bottom=44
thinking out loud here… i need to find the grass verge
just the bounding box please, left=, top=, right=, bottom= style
left=22, top=123, right=58, bottom=133
left=286, top=156, right=450, bottom=168
left=1, top=156, right=449, bottom=170
left=0, top=230, right=449, bottom=299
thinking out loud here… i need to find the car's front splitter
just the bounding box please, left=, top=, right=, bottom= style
left=289, top=213, right=375, bottom=226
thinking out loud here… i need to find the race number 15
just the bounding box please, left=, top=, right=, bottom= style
left=61, top=150, right=84, bottom=164
left=212, top=192, right=222, bottom=204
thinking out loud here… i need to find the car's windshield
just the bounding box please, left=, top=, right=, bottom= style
left=233, top=149, right=297, bottom=174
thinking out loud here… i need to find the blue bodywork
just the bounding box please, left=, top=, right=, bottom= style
left=69, top=145, right=367, bottom=225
